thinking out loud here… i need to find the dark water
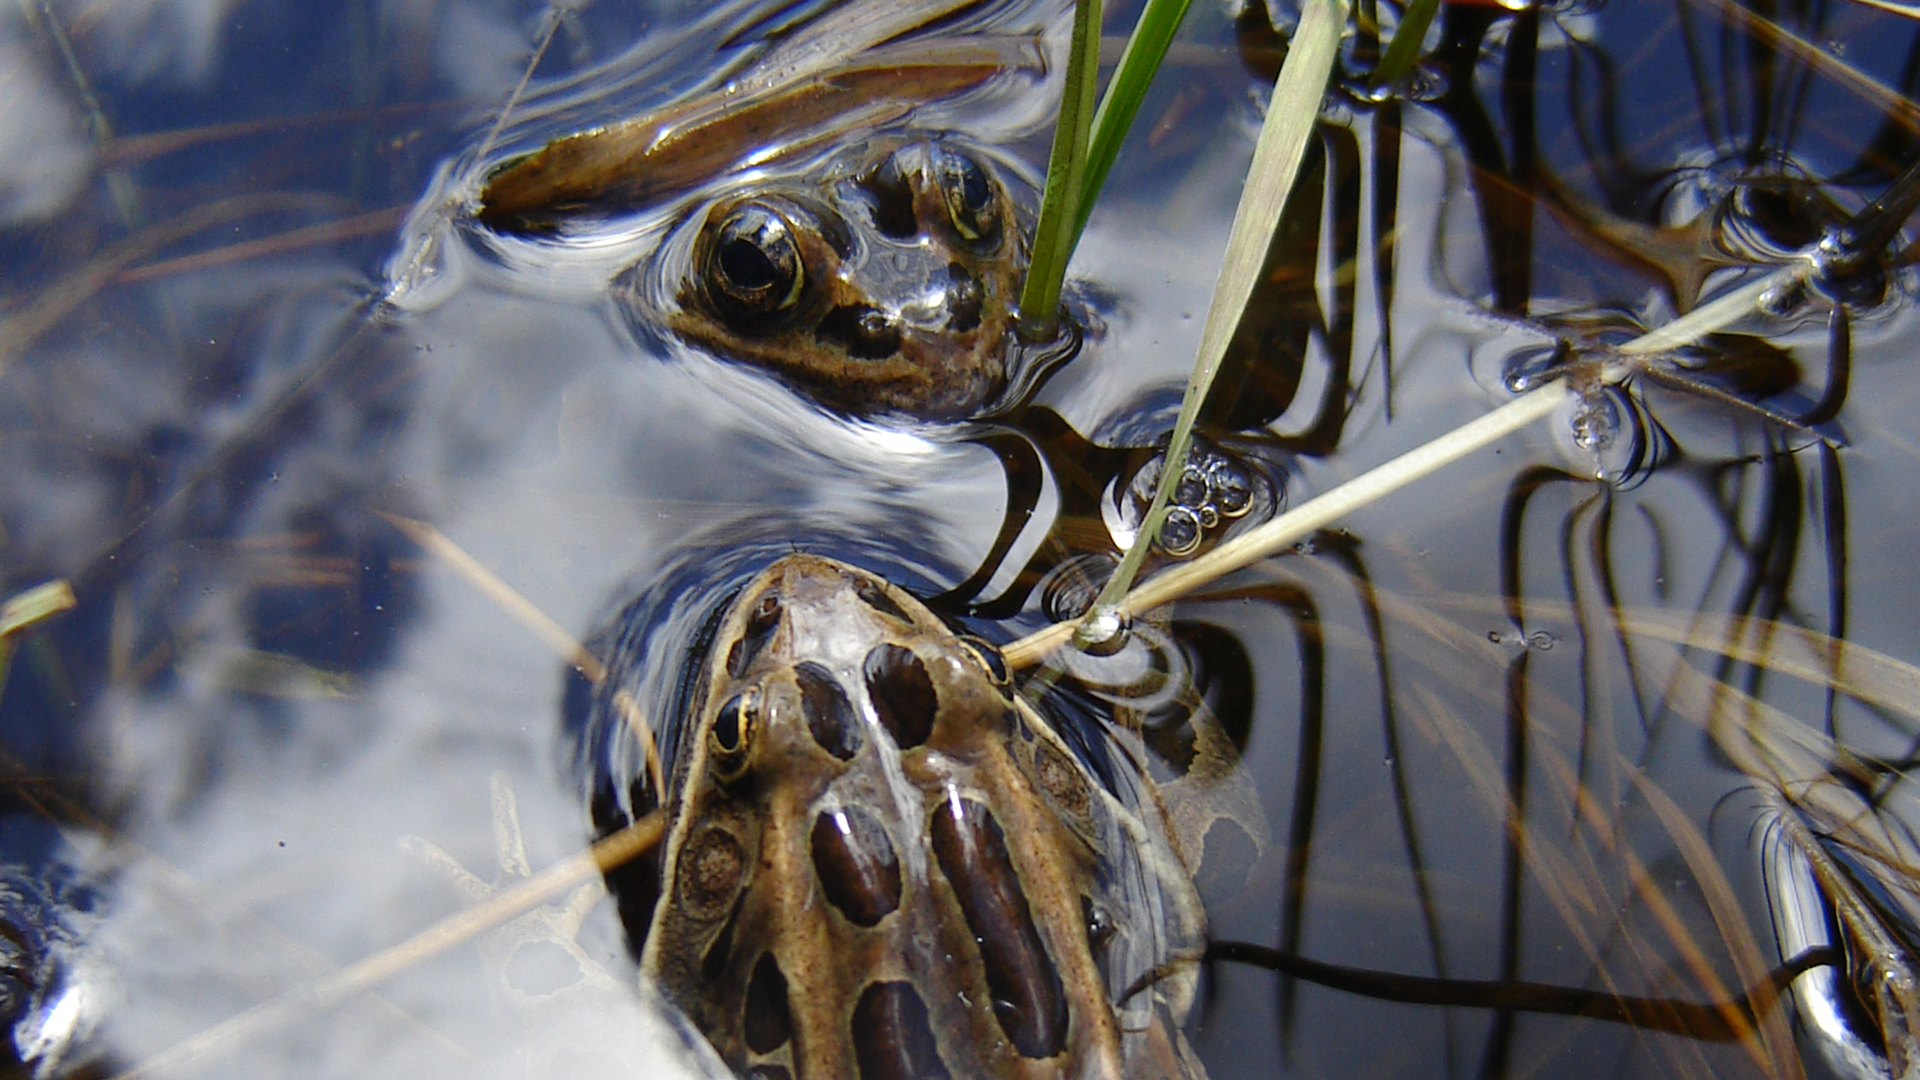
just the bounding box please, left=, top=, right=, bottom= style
left=2, top=0, right=1918, bottom=1077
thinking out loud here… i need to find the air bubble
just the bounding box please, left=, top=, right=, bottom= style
left=1157, top=506, right=1203, bottom=557
left=1208, top=462, right=1253, bottom=517
left=1174, top=464, right=1209, bottom=508
left=1571, top=397, right=1617, bottom=452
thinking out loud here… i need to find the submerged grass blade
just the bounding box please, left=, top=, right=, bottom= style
left=1068, top=0, right=1197, bottom=246
left=1633, top=774, right=1804, bottom=1078
left=378, top=512, right=665, bottom=801
left=1691, top=0, right=1920, bottom=131
left=1018, top=0, right=1103, bottom=335
left=1616, top=609, right=1920, bottom=733
left=0, top=579, right=76, bottom=702
left=112, top=812, right=665, bottom=1080
left=21, top=0, right=143, bottom=227
left=0, top=580, right=76, bottom=640
left=1372, top=0, right=1441, bottom=86
left=1075, top=0, right=1349, bottom=644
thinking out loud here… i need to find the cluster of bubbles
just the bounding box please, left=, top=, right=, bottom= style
left=1108, top=435, right=1267, bottom=559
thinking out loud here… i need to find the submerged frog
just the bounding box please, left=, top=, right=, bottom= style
left=474, top=21, right=1044, bottom=420
left=661, top=138, right=1029, bottom=419
left=580, top=553, right=1228, bottom=1080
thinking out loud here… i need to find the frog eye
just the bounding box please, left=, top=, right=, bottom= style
left=710, top=687, right=760, bottom=782
left=936, top=151, right=1000, bottom=246
left=705, top=203, right=805, bottom=329
left=956, top=634, right=1012, bottom=689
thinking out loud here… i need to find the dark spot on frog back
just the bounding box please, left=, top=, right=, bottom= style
left=857, top=153, right=919, bottom=240
left=810, top=805, right=902, bottom=927
left=851, top=981, right=951, bottom=1080
left=676, top=824, right=746, bottom=921
left=863, top=644, right=936, bottom=748
left=794, top=661, right=861, bottom=760
left=929, top=797, right=1068, bottom=1060
left=743, top=952, right=793, bottom=1054
left=944, top=263, right=983, bottom=333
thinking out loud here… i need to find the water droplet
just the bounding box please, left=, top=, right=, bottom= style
left=1504, top=341, right=1569, bottom=394
left=1074, top=610, right=1130, bottom=655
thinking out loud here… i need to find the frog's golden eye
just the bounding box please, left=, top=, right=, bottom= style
left=956, top=634, right=1012, bottom=689
left=709, top=687, right=760, bottom=782
left=705, top=203, right=805, bottom=331
left=936, top=150, right=1001, bottom=247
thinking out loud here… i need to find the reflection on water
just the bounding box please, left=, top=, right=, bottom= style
left=2, top=0, right=1920, bottom=1077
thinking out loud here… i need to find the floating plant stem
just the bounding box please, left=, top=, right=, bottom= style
left=1012, top=252, right=1824, bottom=669
left=1067, top=0, right=1198, bottom=246
left=1371, top=0, right=1441, bottom=87
left=475, top=6, right=566, bottom=161
left=1007, top=380, right=1571, bottom=666
left=1072, top=0, right=1349, bottom=647
left=1610, top=263, right=1806, bottom=363
left=1017, top=0, right=1103, bottom=337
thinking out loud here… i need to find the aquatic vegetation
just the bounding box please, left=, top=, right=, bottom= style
left=0, top=0, right=1917, bottom=1078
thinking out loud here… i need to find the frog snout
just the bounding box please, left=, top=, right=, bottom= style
left=943, top=262, right=983, bottom=333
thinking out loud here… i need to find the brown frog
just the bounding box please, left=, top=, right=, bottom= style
left=665, top=140, right=1028, bottom=419
left=630, top=553, right=1216, bottom=1080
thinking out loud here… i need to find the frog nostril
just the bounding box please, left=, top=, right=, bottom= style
left=859, top=156, right=920, bottom=239
left=945, top=263, right=983, bottom=333
left=816, top=304, right=903, bottom=360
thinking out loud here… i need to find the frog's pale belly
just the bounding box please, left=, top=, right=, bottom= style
left=663, top=140, right=1027, bottom=419
left=607, top=554, right=1207, bottom=1080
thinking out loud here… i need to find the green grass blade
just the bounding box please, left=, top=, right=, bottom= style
left=1069, top=0, right=1198, bottom=245
left=1018, top=0, right=1103, bottom=337
left=1075, top=0, right=1351, bottom=645
left=1372, top=0, right=1441, bottom=86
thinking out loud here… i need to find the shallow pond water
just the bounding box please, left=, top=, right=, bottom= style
left=3, top=0, right=1920, bottom=1077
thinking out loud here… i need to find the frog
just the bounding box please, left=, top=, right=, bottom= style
left=574, top=552, right=1257, bottom=1080
left=659, top=138, right=1029, bottom=419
